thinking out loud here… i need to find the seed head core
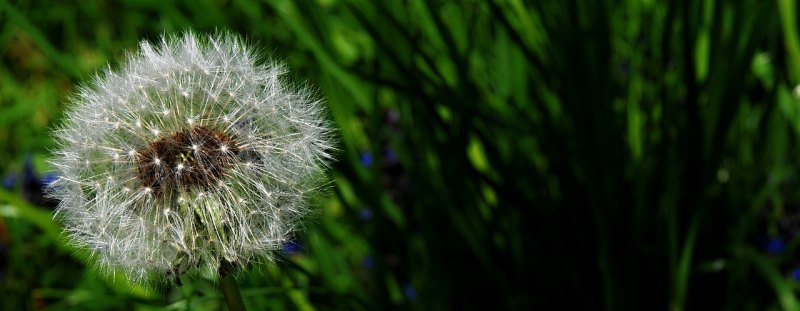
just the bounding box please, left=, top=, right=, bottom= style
left=137, top=126, right=239, bottom=193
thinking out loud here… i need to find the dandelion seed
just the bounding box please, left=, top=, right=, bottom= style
left=47, top=31, right=335, bottom=285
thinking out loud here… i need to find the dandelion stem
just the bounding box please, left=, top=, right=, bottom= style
left=221, top=273, right=247, bottom=311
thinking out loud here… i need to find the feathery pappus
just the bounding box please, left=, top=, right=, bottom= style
left=47, top=31, right=335, bottom=284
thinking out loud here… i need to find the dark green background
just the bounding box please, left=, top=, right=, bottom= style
left=2, top=0, right=800, bottom=310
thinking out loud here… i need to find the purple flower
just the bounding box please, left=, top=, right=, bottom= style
left=792, top=267, right=800, bottom=282
left=41, top=172, right=58, bottom=187
left=403, top=282, right=417, bottom=301
left=2, top=174, right=15, bottom=189
left=359, top=208, right=373, bottom=221
left=385, top=109, right=400, bottom=125
left=362, top=255, right=374, bottom=270
left=383, top=146, right=398, bottom=163
left=282, top=240, right=303, bottom=254
left=765, top=237, right=785, bottom=254
left=359, top=151, right=374, bottom=167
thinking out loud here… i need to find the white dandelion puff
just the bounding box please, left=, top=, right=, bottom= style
left=47, top=31, right=335, bottom=284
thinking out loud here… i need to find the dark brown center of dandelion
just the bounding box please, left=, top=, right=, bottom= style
left=137, top=126, right=239, bottom=193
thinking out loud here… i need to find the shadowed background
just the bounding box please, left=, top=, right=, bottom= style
left=2, top=0, right=800, bottom=310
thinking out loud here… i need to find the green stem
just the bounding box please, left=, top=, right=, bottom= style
left=221, top=273, right=247, bottom=311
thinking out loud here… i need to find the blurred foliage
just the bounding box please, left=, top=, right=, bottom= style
left=4, top=0, right=800, bottom=310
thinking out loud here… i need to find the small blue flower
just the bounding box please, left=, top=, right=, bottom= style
left=282, top=240, right=303, bottom=254
left=765, top=237, right=785, bottom=254
left=2, top=174, right=15, bottom=189
left=359, top=151, right=373, bottom=167
left=12, top=156, right=59, bottom=208
left=22, top=157, right=36, bottom=183
left=383, top=147, right=398, bottom=163
left=362, top=255, right=374, bottom=270
left=41, top=172, right=58, bottom=187
left=403, top=282, right=417, bottom=301
left=385, top=109, right=400, bottom=125
left=792, top=267, right=800, bottom=282
left=359, top=208, right=373, bottom=221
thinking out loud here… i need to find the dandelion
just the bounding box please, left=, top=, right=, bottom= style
left=46, top=31, right=335, bottom=289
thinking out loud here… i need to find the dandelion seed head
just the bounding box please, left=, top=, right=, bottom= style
left=47, top=31, right=335, bottom=285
